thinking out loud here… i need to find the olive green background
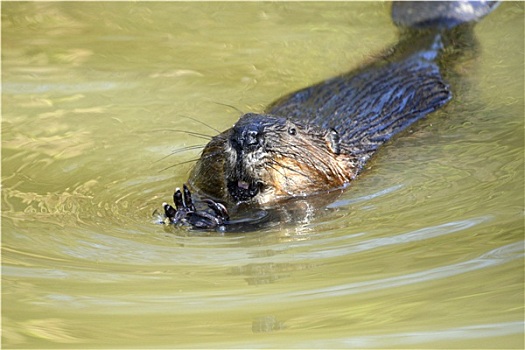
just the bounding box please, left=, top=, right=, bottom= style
left=2, top=2, right=523, bottom=348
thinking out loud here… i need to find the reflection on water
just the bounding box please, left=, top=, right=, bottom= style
left=2, top=1, right=524, bottom=348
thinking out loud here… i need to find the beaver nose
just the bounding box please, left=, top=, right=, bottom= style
left=232, top=123, right=263, bottom=150
left=243, top=128, right=260, bottom=146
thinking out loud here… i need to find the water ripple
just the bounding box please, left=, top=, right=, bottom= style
left=3, top=81, right=132, bottom=94
left=25, top=241, right=523, bottom=312
left=289, top=216, right=492, bottom=261
left=294, top=321, right=524, bottom=348
left=283, top=241, right=524, bottom=300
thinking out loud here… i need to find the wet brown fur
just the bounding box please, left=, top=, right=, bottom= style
left=189, top=115, right=358, bottom=206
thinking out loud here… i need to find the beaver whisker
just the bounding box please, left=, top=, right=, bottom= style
left=160, top=158, right=201, bottom=172
left=266, top=162, right=298, bottom=188
left=170, top=129, right=215, bottom=140
left=269, top=158, right=315, bottom=181
left=200, top=149, right=226, bottom=161
left=210, top=101, right=245, bottom=118
left=154, top=145, right=205, bottom=164
left=180, top=114, right=222, bottom=134
left=278, top=147, right=330, bottom=172
left=268, top=161, right=316, bottom=190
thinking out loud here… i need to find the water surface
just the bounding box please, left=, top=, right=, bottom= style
left=2, top=2, right=524, bottom=348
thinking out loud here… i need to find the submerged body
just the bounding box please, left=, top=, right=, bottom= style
left=162, top=1, right=498, bottom=230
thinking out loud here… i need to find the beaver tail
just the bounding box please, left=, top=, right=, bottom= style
left=391, top=1, right=499, bottom=30
left=387, top=1, right=500, bottom=64
left=268, top=1, right=499, bottom=163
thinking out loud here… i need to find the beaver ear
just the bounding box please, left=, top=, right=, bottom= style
left=326, top=128, right=341, bottom=155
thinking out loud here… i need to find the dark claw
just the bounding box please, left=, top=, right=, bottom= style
left=173, top=188, right=184, bottom=210
left=204, top=199, right=229, bottom=221
left=183, top=184, right=196, bottom=211
left=162, top=184, right=229, bottom=230
left=163, top=203, right=177, bottom=219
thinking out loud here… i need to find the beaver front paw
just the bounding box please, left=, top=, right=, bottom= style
left=163, top=184, right=229, bottom=229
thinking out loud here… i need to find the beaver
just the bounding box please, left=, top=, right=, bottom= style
left=161, top=1, right=499, bottom=230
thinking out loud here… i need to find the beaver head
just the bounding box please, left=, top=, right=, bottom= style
left=190, top=113, right=358, bottom=205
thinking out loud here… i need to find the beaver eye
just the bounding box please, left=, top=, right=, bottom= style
left=327, top=128, right=341, bottom=155
left=288, top=127, right=297, bottom=136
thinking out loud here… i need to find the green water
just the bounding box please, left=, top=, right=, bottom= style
left=2, top=2, right=524, bottom=348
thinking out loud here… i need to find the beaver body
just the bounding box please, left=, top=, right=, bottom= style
left=162, top=1, right=498, bottom=230
left=190, top=48, right=451, bottom=206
